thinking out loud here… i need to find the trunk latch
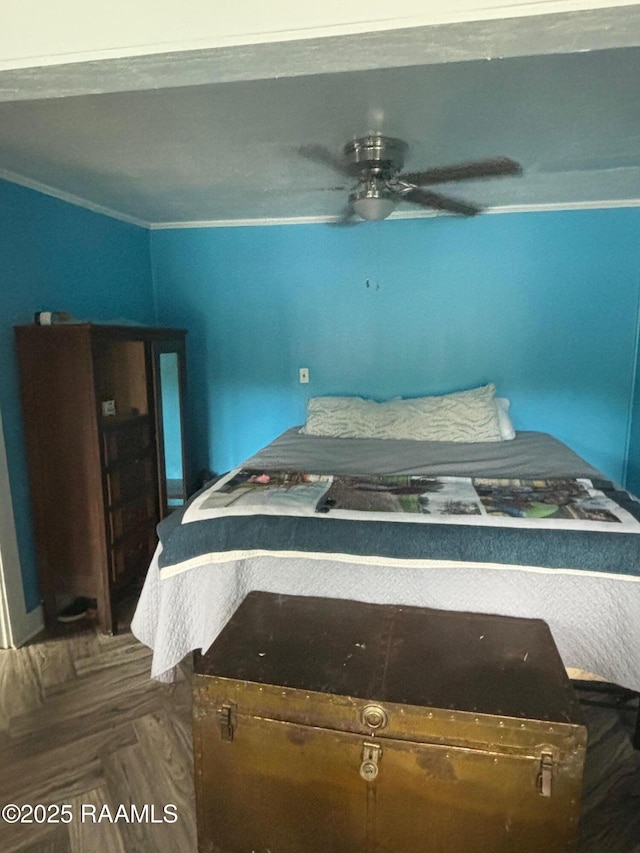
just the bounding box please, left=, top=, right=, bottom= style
left=361, top=704, right=389, bottom=730
left=218, top=702, right=236, bottom=742
left=538, top=751, right=554, bottom=797
left=360, top=742, right=382, bottom=782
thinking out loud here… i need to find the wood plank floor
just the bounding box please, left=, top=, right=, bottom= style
left=0, top=609, right=638, bottom=852
left=0, top=607, right=196, bottom=853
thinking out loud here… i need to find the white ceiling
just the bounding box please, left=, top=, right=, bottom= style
left=1, top=16, right=640, bottom=226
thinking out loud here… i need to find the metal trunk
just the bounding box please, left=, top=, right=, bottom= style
left=193, top=592, right=587, bottom=852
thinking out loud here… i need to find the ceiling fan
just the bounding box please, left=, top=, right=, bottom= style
left=299, top=135, right=522, bottom=223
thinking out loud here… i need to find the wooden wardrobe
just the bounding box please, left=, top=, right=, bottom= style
left=14, top=323, right=188, bottom=634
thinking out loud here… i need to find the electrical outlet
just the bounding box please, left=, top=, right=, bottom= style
left=299, top=367, right=310, bottom=384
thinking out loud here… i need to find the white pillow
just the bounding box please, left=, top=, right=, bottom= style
left=495, top=397, right=516, bottom=441
left=301, top=384, right=504, bottom=442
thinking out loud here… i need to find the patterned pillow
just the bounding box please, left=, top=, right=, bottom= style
left=301, top=385, right=504, bottom=442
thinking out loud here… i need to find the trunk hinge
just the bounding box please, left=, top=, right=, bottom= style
left=218, top=702, right=236, bottom=742
left=537, top=751, right=554, bottom=797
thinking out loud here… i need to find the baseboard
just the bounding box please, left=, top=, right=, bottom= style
left=5, top=604, right=45, bottom=648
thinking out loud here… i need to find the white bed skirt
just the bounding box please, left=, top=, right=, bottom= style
left=131, top=544, right=640, bottom=691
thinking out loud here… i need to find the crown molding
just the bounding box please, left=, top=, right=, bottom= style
left=484, top=199, right=640, bottom=215
left=2, top=168, right=638, bottom=230
left=150, top=214, right=340, bottom=229
left=0, top=169, right=150, bottom=228
left=150, top=198, right=640, bottom=229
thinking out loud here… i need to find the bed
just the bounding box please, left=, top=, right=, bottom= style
left=132, top=405, right=640, bottom=690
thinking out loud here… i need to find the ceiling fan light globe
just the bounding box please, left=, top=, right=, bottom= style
left=352, top=196, right=398, bottom=221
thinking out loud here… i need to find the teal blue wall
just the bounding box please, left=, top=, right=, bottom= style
left=4, top=186, right=640, bottom=613
left=150, top=209, right=640, bottom=485
left=0, top=179, right=155, bottom=611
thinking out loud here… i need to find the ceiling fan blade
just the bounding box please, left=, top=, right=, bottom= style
left=401, top=157, right=522, bottom=186
left=403, top=187, right=481, bottom=217
left=298, top=143, right=351, bottom=177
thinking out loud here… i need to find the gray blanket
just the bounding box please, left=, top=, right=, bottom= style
left=242, top=428, right=606, bottom=479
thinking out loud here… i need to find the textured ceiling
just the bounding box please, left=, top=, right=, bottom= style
left=1, top=43, right=639, bottom=224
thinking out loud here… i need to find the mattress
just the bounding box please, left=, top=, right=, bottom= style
left=131, top=429, right=640, bottom=687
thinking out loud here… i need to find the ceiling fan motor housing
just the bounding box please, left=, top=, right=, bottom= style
left=343, top=135, right=408, bottom=177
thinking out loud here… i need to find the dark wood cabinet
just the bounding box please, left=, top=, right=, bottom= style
left=14, top=323, right=188, bottom=634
